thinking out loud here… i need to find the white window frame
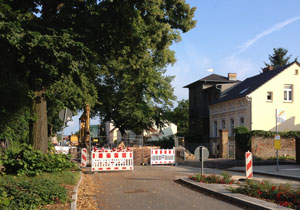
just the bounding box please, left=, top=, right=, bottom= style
left=284, top=84, right=293, bottom=102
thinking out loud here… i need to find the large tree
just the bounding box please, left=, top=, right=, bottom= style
left=0, top=0, right=196, bottom=151
left=264, top=48, right=295, bottom=69
left=92, top=1, right=196, bottom=137
left=0, top=0, right=99, bottom=152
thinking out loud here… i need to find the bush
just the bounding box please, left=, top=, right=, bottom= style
left=230, top=180, right=300, bottom=208
left=147, top=136, right=174, bottom=149
left=0, top=176, right=68, bottom=209
left=1, top=143, right=77, bottom=176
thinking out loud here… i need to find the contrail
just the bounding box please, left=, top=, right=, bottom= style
left=232, top=16, right=300, bottom=57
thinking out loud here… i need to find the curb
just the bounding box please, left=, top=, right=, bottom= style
left=226, top=169, right=300, bottom=181
left=177, top=178, right=290, bottom=210
left=70, top=171, right=83, bottom=210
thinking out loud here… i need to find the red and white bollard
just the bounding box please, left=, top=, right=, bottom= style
left=245, top=151, right=253, bottom=178
left=81, top=148, right=87, bottom=167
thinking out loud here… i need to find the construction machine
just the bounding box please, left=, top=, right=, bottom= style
left=79, top=104, right=91, bottom=148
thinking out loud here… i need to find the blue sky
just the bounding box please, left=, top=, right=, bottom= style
left=64, top=0, right=300, bottom=135
left=168, top=0, right=300, bottom=101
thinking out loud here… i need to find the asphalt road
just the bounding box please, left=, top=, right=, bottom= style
left=92, top=166, right=244, bottom=210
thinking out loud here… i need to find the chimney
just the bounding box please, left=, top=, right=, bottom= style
left=262, top=66, right=274, bottom=73
left=228, top=73, right=237, bottom=81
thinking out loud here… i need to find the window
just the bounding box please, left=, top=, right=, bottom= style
left=230, top=118, right=234, bottom=136
left=214, top=121, right=218, bottom=137
left=221, top=119, right=226, bottom=129
left=240, top=117, right=244, bottom=126
left=284, top=84, right=293, bottom=102
left=295, top=69, right=298, bottom=75
left=267, top=92, right=272, bottom=101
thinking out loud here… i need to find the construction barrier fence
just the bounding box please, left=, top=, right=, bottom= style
left=151, top=148, right=175, bottom=165
left=91, top=148, right=134, bottom=172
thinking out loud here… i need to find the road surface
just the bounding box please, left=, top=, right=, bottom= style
left=91, top=166, right=244, bottom=210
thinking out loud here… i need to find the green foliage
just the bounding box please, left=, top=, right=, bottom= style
left=0, top=0, right=196, bottom=151
left=166, top=100, right=189, bottom=136
left=230, top=180, right=300, bottom=208
left=147, top=136, right=174, bottom=149
left=234, top=126, right=251, bottom=152
left=250, top=130, right=300, bottom=138
left=46, top=75, right=98, bottom=135
left=1, top=143, right=77, bottom=176
left=0, top=176, right=68, bottom=210
left=0, top=106, right=30, bottom=144
left=92, top=1, right=196, bottom=135
left=191, top=172, right=234, bottom=184
left=264, top=48, right=296, bottom=69
left=235, top=127, right=300, bottom=152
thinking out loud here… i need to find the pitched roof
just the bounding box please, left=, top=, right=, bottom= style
left=213, top=61, right=299, bottom=104
left=183, top=73, right=238, bottom=88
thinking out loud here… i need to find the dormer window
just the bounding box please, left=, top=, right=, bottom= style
left=267, top=92, right=273, bottom=101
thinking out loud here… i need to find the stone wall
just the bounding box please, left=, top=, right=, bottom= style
left=251, top=136, right=295, bottom=159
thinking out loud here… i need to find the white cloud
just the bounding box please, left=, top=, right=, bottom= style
left=233, top=16, right=300, bottom=56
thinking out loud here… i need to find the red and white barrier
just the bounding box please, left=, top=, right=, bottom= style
left=81, top=148, right=87, bottom=167
left=91, top=150, right=133, bottom=172
left=151, top=148, right=175, bottom=165
left=245, top=151, right=253, bottom=178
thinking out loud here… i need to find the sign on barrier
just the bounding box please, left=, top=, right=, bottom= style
left=91, top=150, right=133, bottom=172
left=245, top=151, right=253, bottom=179
left=151, top=148, right=175, bottom=165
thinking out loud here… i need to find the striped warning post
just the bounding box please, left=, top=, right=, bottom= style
left=245, top=151, right=253, bottom=178
left=150, top=148, right=175, bottom=165
left=81, top=148, right=87, bottom=167
left=91, top=150, right=133, bottom=172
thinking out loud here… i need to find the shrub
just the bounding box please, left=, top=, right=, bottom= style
left=230, top=180, right=300, bottom=208
left=147, top=136, right=174, bottom=149
left=1, top=143, right=77, bottom=176
left=0, top=176, right=68, bottom=209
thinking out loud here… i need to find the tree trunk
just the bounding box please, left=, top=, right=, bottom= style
left=30, top=90, right=48, bottom=153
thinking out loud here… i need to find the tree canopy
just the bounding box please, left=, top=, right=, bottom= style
left=0, top=0, right=196, bottom=151
left=166, top=99, right=189, bottom=136
left=264, top=48, right=296, bottom=69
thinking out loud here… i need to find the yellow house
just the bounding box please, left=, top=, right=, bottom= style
left=209, top=61, right=300, bottom=138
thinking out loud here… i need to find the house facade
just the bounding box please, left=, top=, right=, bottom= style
left=105, top=122, right=177, bottom=145
left=184, top=73, right=239, bottom=141
left=209, top=62, right=300, bottom=139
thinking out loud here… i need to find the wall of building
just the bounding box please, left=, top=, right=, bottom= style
left=249, top=63, right=300, bottom=131
left=188, top=83, right=211, bottom=140
left=209, top=98, right=251, bottom=137
left=251, top=136, right=295, bottom=159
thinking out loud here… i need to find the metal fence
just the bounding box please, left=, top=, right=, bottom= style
left=208, top=141, right=235, bottom=159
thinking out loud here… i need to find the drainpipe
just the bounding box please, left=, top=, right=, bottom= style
left=246, top=96, right=252, bottom=131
